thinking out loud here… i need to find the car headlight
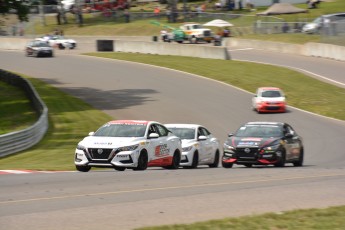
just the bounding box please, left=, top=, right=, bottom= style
left=117, top=144, right=139, bottom=152
left=224, top=143, right=235, bottom=153
left=263, top=144, right=280, bottom=151
left=182, top=146, right=193, bottom=152
left=76, top=144, right=85, bottom=150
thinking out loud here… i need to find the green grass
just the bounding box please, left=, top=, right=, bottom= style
left=86, top=52, right=345, bottom=121
left=0, top=75, right=112, bottom=171
left=136, top=205, right=345, bottom=230
left=0, top=80, right=37, bottom=134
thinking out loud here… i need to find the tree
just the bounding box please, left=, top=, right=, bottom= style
left=0, top=0, right=30, bottom=22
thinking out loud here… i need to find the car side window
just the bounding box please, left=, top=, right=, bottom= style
left=201, top=127, right=211, bottom=136
left=148, top=124, right=157, bottom=137
left=156, top=124, right=168, bottom=137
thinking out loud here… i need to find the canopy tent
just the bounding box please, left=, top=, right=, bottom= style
left=203, top=19, right=234, bottom=27
left=256, top=3, right=308, bottom=15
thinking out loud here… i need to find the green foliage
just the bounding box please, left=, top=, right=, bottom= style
left=0, top=0, right=30, bottom=22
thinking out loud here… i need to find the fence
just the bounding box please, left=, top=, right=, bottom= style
left=0, top=70, right=49, bottom=158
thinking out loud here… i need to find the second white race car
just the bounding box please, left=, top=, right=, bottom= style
left=36, top=35, right=77, bottom=50
left=74, top=120, right=182, bottom=172
left=165, top=124, right=220, bottom=168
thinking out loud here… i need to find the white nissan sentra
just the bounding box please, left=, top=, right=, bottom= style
left=74, top=120, right=182, bottom=172
left=165, top=124, right=220, bottom=168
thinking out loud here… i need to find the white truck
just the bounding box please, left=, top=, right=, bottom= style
left=179, top=23, right=215, bottom=43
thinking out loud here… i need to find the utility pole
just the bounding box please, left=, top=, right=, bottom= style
left=39, top=0, right=46, bottom=26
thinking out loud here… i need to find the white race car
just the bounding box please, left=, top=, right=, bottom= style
left=36, top=35, right=77, bottom=49
left=74, top=120, right=182, bottom=172
left=165, top=124, right=220, bottom=168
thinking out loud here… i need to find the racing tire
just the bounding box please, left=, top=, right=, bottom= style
left=222, top=161, right=233, bottom=168
left=133, top=151, right=148, bottom=171
left=274, top=151, right=286, bottom=167
left=58, top=43, right=65, bottom=50
left=190, top=152, right=199, bottom=168
left=208, top=151, right=220, bottom=168
left=165, top=150, right=181, bottom=169
left=244, top=163, right=252, bottom=168
left=114, top=166, right=126, bottom=171
left=293, top=149, right=304, bottom=167
left=76, top=165, right=91, bottom=172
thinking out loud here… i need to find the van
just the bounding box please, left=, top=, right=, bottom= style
left=302, top=13, right=345, bottom=34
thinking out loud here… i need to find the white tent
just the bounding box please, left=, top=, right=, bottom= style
left=203, top=19, right=234, bottom=27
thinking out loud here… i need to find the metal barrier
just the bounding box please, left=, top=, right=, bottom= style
left=0, top=70, right=49, bottom=158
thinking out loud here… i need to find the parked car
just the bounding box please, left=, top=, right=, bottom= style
left=25, top=40, right=54, bottom=57
left=165, top=124, right=220, bottom=168
left=74, top=120, right=182, bottom=172
left=36, top=35, right=77, bottom=49
left=222, top=121, right=304, bottom=168
left=252, top=87, right=286, bottom=113
left=302, top=13, right=345, bottom=34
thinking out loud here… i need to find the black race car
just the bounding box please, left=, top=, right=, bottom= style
left=222, top=122, right=304, bottom=168
left=25, top=40, right=54, bottom=57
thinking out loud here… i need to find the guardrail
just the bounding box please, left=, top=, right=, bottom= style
left=0, top=70, right=49, bottom=158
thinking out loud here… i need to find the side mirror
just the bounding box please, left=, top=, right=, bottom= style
left=198, top=135, right=207, bottom=141
left=148, top=133, right=159, bottom=139
left=228, top=133, right=234, bottom=137
left=88, top=132, right=95, bottom=136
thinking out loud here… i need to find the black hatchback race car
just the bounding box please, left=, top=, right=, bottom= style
left=222, top=122, right=304, bottom=168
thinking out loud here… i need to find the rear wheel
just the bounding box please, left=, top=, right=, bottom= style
left=166, top=150, right=180, bottom=169
left=293, top=149, right=304, bottom=167
left=76, top=165, right=91, bottom=172
left=208, top=151, right=220, bottom=168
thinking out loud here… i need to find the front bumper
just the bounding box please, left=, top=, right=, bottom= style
left=222, top=149, right=280, bottom=165
left=180, top=150, right=194, bottom=166
left=74, top=148, right=140, bottom=168
left=257, top=102, right=286, bottom=113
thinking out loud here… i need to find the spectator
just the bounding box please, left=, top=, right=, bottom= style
left=282, top=22, right=290, bottom=33
left=124, top=9, right=130, bottom=23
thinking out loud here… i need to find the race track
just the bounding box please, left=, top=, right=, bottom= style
left=0, top=49, right=344, bottom=230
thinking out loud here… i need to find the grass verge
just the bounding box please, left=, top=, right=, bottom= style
left=135, top=205, right=345, bottom=230
left=0, top=75, right=112, bottom=171
left=0, top=80, right=37, bottom=135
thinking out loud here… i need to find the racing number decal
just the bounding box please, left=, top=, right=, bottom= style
left=155, top=144, right=170, bottom=157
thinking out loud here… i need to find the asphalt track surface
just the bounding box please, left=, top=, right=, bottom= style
left=1, top=48, right=345, bottom=230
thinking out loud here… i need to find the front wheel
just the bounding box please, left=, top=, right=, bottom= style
left=190, top=152, right=199, bottom=168
left=76, top=165, right=91, bottom=172
left=208, top=151, right=219, bottom=168
left=293, top=149, right=304, bottom=167
left=222, top=161, right=233, bottom=168
left=114, top=166, right=126, bottom=171
left=274, top=151, right=286, bottom=167
left=134, top=151, right=148, bottom=171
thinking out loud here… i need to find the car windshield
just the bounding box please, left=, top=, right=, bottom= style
left=235, top=125, right=282, bottom=138
left=168, top=128, right=195, bottom=140
left=261, top=90, right=282, bottom=98
left=94, top=124, right=147, bottom=137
